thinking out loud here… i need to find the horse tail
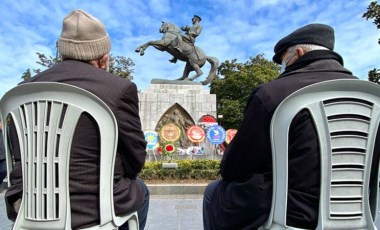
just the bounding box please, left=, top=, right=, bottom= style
left=201, top=56, right=219, bottom=85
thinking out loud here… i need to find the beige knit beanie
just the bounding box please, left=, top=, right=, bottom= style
left=58, top=9, right=111, bottom=60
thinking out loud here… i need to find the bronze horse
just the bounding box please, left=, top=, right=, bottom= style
left=135, top=22, right=219, bottom=85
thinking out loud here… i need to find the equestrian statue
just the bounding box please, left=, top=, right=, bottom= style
left=135, top=16, right=219, bottom=85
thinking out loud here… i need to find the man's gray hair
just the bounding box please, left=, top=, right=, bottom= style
left=287, top=44, right=329, bottom=53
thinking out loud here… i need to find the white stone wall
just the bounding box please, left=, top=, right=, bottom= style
left=138, top=83, right=217, bottom=131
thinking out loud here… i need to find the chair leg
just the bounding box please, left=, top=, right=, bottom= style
left=128, top=214, right=139, bottom=230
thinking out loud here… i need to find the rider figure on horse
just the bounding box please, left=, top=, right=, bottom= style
left=170, top=15, right=202, bottom=63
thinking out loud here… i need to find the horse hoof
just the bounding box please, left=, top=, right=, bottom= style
left=201, top=78, right=212, bottom=85
left=201, top=77, right=214, bottom=85
left=201, top=81, right=208, bottom=85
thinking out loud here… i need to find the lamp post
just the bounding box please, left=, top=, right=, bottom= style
left=217, top=114, right=223, bottom=126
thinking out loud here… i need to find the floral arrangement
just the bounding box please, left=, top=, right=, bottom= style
left=160, top=141, right=178, bottom=160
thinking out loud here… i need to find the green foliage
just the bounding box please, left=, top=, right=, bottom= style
left=363, top=1, right=380, bottom=44
left=363, top=1, right=380, bottom=84
left=108, top=55, right=135, bottom=80
left=34, top=52, right=61, bottom=74
left=368, top=68, right=380, bottom=84
left=139, top=160, right=221, bottom=180
left=21, top=68, right=32, bottom=80
left=22, top=51, right=135, bottom=80
left=210, top=54, right=280, bottom=129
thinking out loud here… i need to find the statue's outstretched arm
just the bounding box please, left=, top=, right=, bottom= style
left=181, top=26, right=189, bottom=31
left=189, top=26, right=202, bottom=37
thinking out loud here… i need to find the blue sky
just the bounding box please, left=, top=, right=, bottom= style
left=1, top=0, right=379, bottom=96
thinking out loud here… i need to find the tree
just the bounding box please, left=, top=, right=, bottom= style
left=33, top=52, right=61, bottom=74
left=21, top=68, right=32, bottom=81
left=108, top=55, right=135, bottom=80
left=363, top=1, right=380, bottom=44
left=368, top=68, right=380, bottom=84
left=210, top=54, right=280, bottom=129
left=363, top=1, right=380, bottom=84
left=22, top=52, right=135, bottom=80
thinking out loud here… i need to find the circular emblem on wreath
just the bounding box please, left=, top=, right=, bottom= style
left=186, top=125, right=205, bottom=143
left=160, top=123, right=181, bottom=142
left=225, top=129, right=237, bottom=144
left=144, top=131, right=159, bottom=150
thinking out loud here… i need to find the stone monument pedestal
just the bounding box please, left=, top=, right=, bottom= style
left=138, top=80, right=217, bottom=131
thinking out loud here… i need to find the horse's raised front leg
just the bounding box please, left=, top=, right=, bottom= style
left=135, top=43, right=148, bottom=56
left=135, top=39, right=169, bottom=56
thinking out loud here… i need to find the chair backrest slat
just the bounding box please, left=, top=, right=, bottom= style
left=261, top=79, right=380, bottom=230
left=0, top=82, right=119, bottom=230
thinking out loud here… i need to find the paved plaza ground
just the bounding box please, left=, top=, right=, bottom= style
left=0, top=188, right=204, bottom=230
left=2, top=186, right=380, bottom=230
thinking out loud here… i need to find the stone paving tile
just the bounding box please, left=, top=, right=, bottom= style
left=147, top=197, right=203, bottom=230
left=2, top=190, right=380, bottom=230
left=0, top=188, right=14, bottom=230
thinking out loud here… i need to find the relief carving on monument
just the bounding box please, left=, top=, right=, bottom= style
left=155, top=103, right=195, bottom=148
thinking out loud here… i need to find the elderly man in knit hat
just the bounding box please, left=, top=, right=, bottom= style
left=202, top=23, right=358, bottom=229
left=4, top=9, right=149, bottom=229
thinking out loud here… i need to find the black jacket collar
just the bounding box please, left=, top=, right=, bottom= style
left=279, top=50, right=351, bottom=78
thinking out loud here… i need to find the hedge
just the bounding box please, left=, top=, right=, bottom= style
left=139, top=159, right=221, bottom=180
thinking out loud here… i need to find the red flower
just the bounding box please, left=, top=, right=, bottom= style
left=165, top=144, right=174, bottom=152
left=200, top=115, right=216, bottom=123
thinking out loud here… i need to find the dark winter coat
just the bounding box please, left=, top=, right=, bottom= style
left=211, top=50, right=359, bottom=229
left=5, top=60, right=147, bottom=229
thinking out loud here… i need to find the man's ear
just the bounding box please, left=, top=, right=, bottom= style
left=99, top=54, right=109, bottom=70
left=296, top=47, right=305, bottom=58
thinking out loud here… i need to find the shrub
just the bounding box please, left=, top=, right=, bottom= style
left=139, top=159, right=221, bottom=180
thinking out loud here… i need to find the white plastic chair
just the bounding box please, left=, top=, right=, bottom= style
left=0, top=82, right=139, bottom=230
left=261, top=79, right=380, bottom=230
